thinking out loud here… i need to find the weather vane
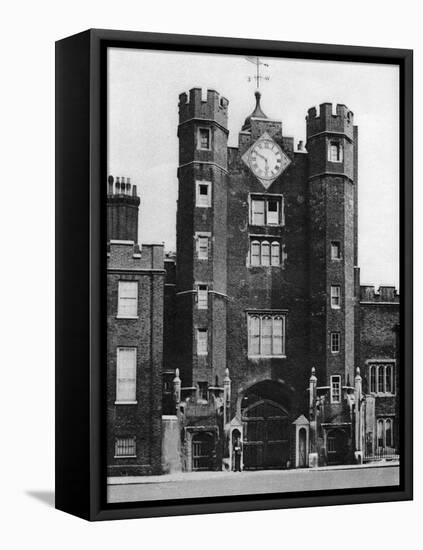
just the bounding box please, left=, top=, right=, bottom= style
left=245, top=56, right=270, bottom=89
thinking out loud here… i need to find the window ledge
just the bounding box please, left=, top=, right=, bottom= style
left=248, top=355, right=287, bottom=359
left=114, top=401, right=138, bottom=405
left=116, top=315, right=139, bottom=320
left=113, top=455, right=137, bottom=459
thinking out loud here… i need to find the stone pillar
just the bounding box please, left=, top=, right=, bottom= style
left=354, top=367, right=363, bottom=464
left=308, top=367, right=319, bottom=468
left=223, top=368, right=231, bottom=425
left=173, top=368, right=181, bottom=407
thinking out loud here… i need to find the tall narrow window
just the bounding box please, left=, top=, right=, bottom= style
left=370, top=365, right=376, bottom=393
left=251, top=241, right=261, bottom=266
left=248, top=315, right=260, bottom=355
left=329, top=141, right=342, bottom=162
left=251, top=199, right=265, bottom=225
left=261, top=316, right=273, bottom=355
left=197, top=285, right=208, bottom=310
left=385, top=364, right=393, bottom=393
left=331, top=241, right=341, bottom=260
left=117, top=281, right=138, bottom=318
left=116, top=348, right=137, bottom=403
left=378, top=365, right=385, bottom=393
left=196, top=181, right=211, bottom=207
left=330, top=285, right=341, bottom=309
left=377, top=419, right=384, bottom=448
left=271, top=242, right=280, bottom=266
left=385, top=419, right=393, bottom=447
left=197, top=329, right=208, bottom=355
left=197, top=236, right=209, bottom=260
left=266, top=199, right=279, bottom=225
left=330, top=375, right=341, bottom=403
left=115, top=437, right=136, bottom=457
left=198, top=128, right=211, bottom=150
left=272, top=317, right=284, bottom=355
left=261, top=241, right=270, bottom=266
left=330, top=332, right=340, bottom=353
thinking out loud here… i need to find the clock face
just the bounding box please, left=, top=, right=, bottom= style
left=249, top=139, right=284, bottom=180
left=241, top=132, right=291, bottom=189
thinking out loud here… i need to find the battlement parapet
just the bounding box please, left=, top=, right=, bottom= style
left=179, top=87, right=228, bottom=127
left=306, top=102, right=354, bottom=140
left=360, top=285, right=400, bottom=303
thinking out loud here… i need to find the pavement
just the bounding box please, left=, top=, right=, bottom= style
left=107, top=462, right=400, bottom=503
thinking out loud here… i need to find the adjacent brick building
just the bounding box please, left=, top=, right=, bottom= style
left=107, top=176, right=165, bottom=476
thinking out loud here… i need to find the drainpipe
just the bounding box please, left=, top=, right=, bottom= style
left=308, top=367, right=319, bottom=468
left=354, top=367, right=363, bottom=464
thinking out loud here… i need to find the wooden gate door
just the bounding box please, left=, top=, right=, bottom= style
left=243, top=400, right=289, bottom=469
left=192, top=432, right=214, bottom=471
left=327, top=429, right=348, bottom=465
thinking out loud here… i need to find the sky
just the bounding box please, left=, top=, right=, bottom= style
left=108, top=48, right=399, bottom=288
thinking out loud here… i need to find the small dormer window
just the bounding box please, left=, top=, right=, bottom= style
left=198, top=128, right=211, bottom=150
left=328, top=141, right=343, bottom=162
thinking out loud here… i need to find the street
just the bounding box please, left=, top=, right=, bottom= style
left=107, top=464, right=399, bottom=503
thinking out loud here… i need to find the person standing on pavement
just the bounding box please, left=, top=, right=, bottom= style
left=234, top=436, right=243, bottom=472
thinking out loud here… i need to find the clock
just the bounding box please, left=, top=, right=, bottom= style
left=241, top=131, right=291, bottom=189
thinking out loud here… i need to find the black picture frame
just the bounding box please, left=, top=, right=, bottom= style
left=55, top=28, right=413, bottom=521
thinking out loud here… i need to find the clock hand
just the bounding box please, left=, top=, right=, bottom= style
left=254, top=149, right=268, bottom=162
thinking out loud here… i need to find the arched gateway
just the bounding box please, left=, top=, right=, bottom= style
left=241, top=380, right=291, bottom=470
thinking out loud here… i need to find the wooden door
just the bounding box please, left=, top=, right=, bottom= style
left=243, top=400, right=289, bottom=469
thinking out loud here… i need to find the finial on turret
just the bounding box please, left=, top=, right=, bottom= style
left=242, top=90, right=268, bottom=131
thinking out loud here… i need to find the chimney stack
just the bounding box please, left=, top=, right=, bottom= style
left=107, top=175, right=140, bottom=243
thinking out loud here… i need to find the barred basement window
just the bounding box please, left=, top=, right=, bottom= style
left=248, top=313, right=285, bottom=357
left=250, top=195, right=284, bottom=226
left=117, top=281, right=138, bottom=318
left=115, top=437, right=136, bottom=457
left=330, top=375, right=341, bottom=403
left=250, top=239, right=281, bottom=267
left=368, top=363, right=395, bottom=394
left=330, top=332, right=340, bottom=353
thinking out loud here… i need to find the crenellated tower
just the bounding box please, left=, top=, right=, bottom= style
left=306, top=103, right=358, bottom=393
left=176, top=88, right=229, bottom=393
